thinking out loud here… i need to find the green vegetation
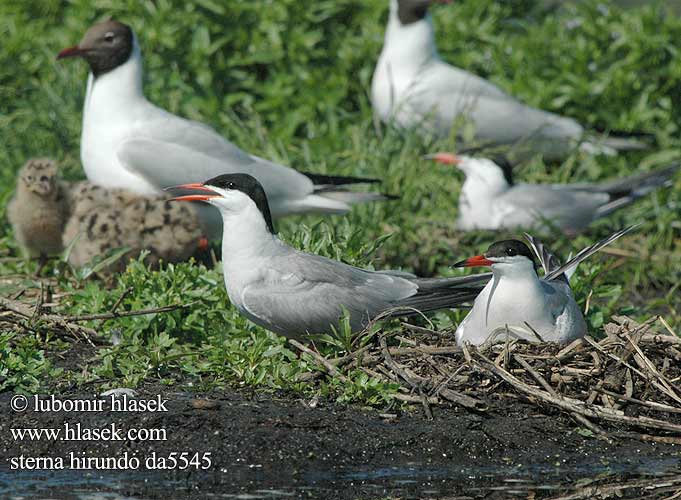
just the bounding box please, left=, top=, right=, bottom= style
left=0, top=0, right=679, bottom=400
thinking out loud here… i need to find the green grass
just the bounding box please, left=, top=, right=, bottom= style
left=0, top=0, right=679, bottom=400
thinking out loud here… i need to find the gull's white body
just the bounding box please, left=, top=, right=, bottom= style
left=455, top=260, right=586, bottom=346
left=372, top=1, right=624, bottom=159
left=79, top=34, right=375, bottom=238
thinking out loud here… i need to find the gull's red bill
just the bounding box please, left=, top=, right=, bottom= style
left=454, top=255, right=494, bottom=268
left=57, top=46, right=85, bottom=60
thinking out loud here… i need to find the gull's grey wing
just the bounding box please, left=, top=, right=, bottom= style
left=117, top=111, right=313, bottom=203
left=412, top=61, right=584, bottom=148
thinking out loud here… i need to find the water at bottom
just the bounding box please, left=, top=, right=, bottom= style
left=1, top=455, right=680, bottom=499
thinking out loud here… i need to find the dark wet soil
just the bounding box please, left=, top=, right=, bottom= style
left=2, top=383, right=680, bottom=499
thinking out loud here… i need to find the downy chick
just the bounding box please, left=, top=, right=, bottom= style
left=7, top=158, right=69, bottom=261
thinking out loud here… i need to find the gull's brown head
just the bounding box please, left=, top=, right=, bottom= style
left=57, top=20, right=134, bottom=77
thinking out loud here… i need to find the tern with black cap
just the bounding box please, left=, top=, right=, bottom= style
left=427, top=153, right=679, bottom=234
left=169, top=174, right=489, bottom=340
left=371, top=0, right=647, bottom=159
left=58, top=20, right=391, bottom=239
left=453, top=227, right=635, bottom=346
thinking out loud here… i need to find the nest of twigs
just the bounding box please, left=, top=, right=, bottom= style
left=293, top=315, right=681, bottom=443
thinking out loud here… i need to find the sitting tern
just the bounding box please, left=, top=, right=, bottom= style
left=170, top=174, right=489, bottom=339
left=454, top=227, right=634, bottom=346
left=427, top=153, right=679, bottom=234
left=57, top=20, right=390, bottom=239
left=372, top=0, right=647, bottom=159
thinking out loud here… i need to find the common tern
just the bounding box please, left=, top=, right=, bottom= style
left=170, top=174, right=489, bottom=339
left=57, top=20, right=390, bottom=239
left=371, top=0, right=647, bottom=159
left=453, top=227, right=635, bottom=345
left=427, top=153, right=679, bottom=234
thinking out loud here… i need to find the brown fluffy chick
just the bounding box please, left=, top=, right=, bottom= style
left=7, top=158, right=69, bottom=260
left=63, top=182, right=203, bottom=270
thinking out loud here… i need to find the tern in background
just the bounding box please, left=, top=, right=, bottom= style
left=58, top=20, right=390, bottom=238
left=170, top=174, right=489, bottom=339
left=372, top=0, right=647, bottom=159
left=453, top=227, right=634, bottom=346
left=427, top=153, right=679, bottom=234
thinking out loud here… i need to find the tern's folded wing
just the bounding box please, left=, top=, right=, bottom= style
left=239, top=263, right=417, bottom=337
left=495, top=184, right=609, bottom=230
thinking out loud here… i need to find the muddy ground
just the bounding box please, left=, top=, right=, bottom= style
left=2, top=379, right=680, bottom=499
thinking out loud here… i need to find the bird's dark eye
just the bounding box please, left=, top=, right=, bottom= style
left=104, top=32, right=115, bottom=42
left=26, top=175, right=33, bottom=182
left=506, top=248, right=516, bottom=256
left=227, top=182, right=236, bottom=189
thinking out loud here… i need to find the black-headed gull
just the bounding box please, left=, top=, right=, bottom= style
left=58, top=20, right=391, bottom=238
left=372, top=0, right=647, bottom=159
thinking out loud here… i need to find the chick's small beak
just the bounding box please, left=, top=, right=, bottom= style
left=454, top=255, right=494, bottom=268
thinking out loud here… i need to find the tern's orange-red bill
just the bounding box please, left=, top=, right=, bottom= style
left=454, top=255, right=494, bottom=268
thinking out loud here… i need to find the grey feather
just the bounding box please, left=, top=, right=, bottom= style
left=544, top=225, right=639, bottom=282
left=523, top=233, right=565, bottom=279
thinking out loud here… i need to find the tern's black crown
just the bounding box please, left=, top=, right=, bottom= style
left=491, top=155, right=515, bottom=186
left=485, top=240, right=537, bottom=266
left=203, top=173, right=276, bottom=234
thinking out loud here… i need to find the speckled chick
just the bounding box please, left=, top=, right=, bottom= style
left=7, top=158, right=69, bottom=258
left=63, top=181, right=204, bottom=270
